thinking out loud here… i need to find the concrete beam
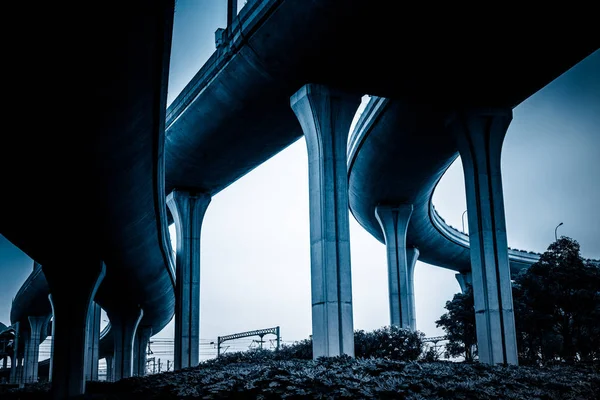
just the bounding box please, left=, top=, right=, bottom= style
left=133, top=325, right=152, bottom=376
left=42, top=261, right=105, bottom=398
left=291, top=84, right=361, bottom=358
left=84, top=302, right=101, bottom=381
left=109, top=306, right=143, bottom=381
left=167, top=190, right=211, bottom=370
left=448, top=108, right=518, bottom=365
left=375, top=204, right=418, bottom=330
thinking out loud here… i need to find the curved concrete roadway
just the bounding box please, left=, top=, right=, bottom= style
left=348, top=97, right=544, bottom=276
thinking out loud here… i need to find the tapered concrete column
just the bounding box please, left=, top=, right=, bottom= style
left=42, top=261, right=106, bottom=398
left=109, top=306, right=143, bottom=381
left=407, top=247, right=419, bottom=331
left=375, top=204, right=417, bottom=329
left=8, top=356, right=14, bottom=377
left=291, top=84, right=361, bottom=358
left=19, top=330, right=30, bottom=384
left=167, top=190, right=211, bottom=370
left=104, top=355, right=113, bottom=382
left=133, top=325, right=152, bottom=376
left=9, top=322, right=19, bottom=384
left=455, top=271, right=473, bottom=294
left=84, top=302, right=101, bottom=381
left=23, top=316, right=46, bottom=383
left=448, top=108, right=518, bottom=365
left=47, top=295, right=54, bottom=382
left=17, top=356, right=24, bottom=384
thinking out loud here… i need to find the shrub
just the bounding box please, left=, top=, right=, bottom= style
left=203, top=326, right=425, bottom=365
left=277, top=338, right=312, bottom=360
left=354, top=325, right=424, bottom=361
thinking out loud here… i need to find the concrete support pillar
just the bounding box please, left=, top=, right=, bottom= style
left=17, top=356, right=24, bottom=385
left=448, top=108, right=518, bottom=365
left=23, top=316, right=46, bottom=383
left=8, top=356, right=14, bottom=379
left=133, top=325, right=152, bottom=376
left=375, top=205, right=418, bottom=330
left=105, top=355, right=114, bottom=382
left=455, top=271, right=473, bottom=294
left=109, top=306, right=143, bottom=381
left=9, top=322, right=19, bottom=384
left=42, top=261, right=106, bottom=398
left=47, top=296, right=55, bottom=383
left=167, top=190, right=211, bottom=370
left=291, top=84, right=361, bottom=358
left=2, top=356, right=6, bottom=369
left=84, top=302, right=101, bottom=381
left=19, top=330, right=30, bottom=384
left=407, top=247, right=419, bottom=331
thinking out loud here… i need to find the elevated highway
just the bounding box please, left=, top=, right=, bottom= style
left=162, top=0, right=595, bottom=364
left=165, top=0, right=596, bottom=198
left=1, top=0, right=597, bottom=394
left=347, top=97, right=543, bottom=276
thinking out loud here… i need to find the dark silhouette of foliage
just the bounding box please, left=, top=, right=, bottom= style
left=420, top=345, right=443, bottom=362
left=354, top=325, right=424, bottom=361
left=512, top=236, right=600, bottom=365
left=435, top=284, right=477, bottom=361
left=5, top=358, right=599, bottom=399
left=277, top=338, right=312, bottom=360
left=207, top=326, right=424, bottom=364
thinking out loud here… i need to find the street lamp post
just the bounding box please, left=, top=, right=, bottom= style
left=461, top=210, right=468, bottom=233
left=555, top=222, right=563, bottom=241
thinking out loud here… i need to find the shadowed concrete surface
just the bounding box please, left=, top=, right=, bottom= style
left=165, top=0, right=597, bottom=202
left=1, top=0, right=176, bottom=396
left=1, top=0, right=175, bottom=344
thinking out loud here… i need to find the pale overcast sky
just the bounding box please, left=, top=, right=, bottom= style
left=0, top=1, right=597, bottom=367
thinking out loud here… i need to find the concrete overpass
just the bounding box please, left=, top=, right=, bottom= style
left=163, top=0, right=597, bottom=368
left=347, top=96, right=542, bottom=274
left=346, top=95, right=590, bottom=341
left=0, top=1, right=176, bottom=397
left=0, top=0, right=597, bottom=396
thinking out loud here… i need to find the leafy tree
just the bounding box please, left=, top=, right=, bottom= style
left=512, top=236, right=600, bottom=364
left=435, top=285, right=477, bottom=362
